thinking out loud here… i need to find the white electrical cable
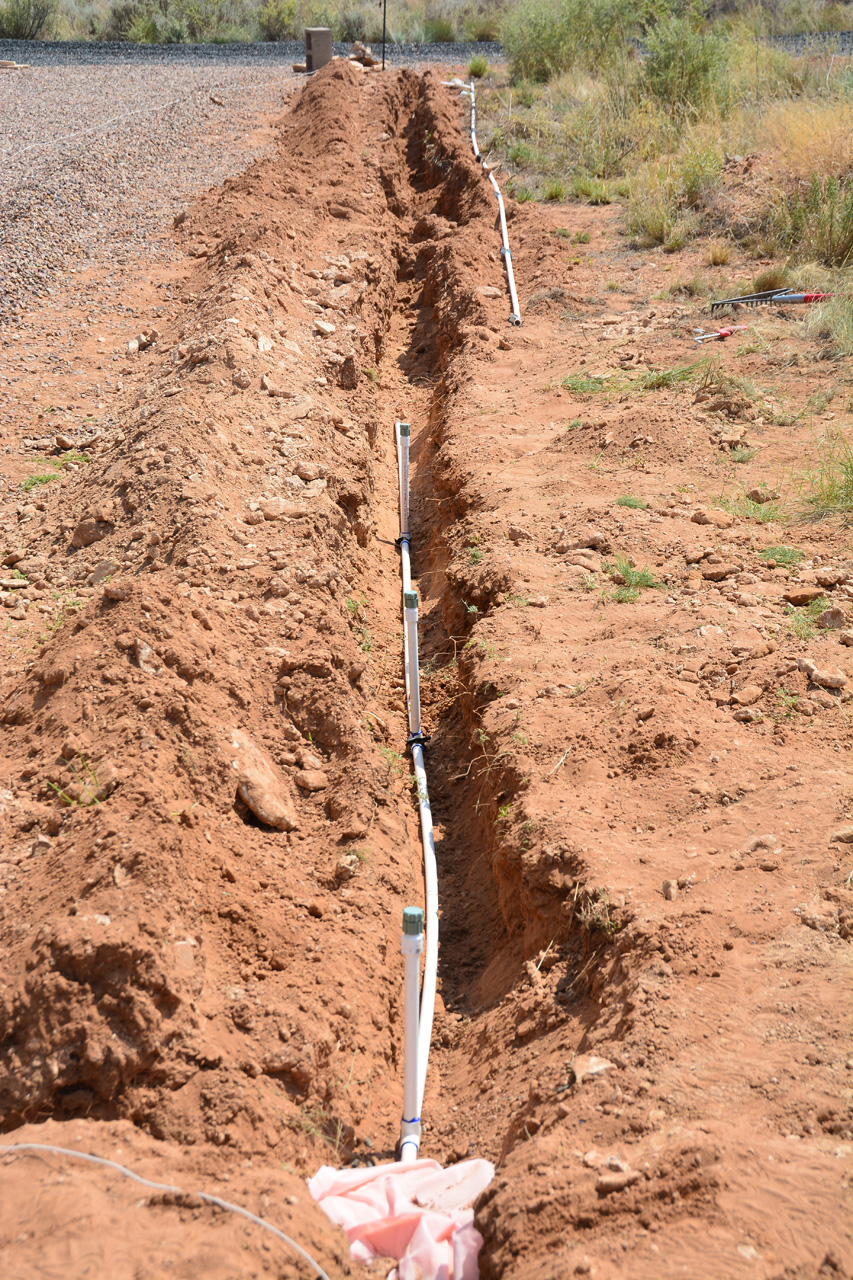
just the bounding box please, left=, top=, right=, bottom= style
left=394, top=420, right=440, bottom=1161
left=0, top=1143, right=331, bottom=1280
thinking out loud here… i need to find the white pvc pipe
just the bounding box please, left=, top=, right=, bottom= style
left=400, top=906, right=424, bottom=1164
left=468, top=80, right=522, bottom=327
left=394, top=420, right=440, bottom=1151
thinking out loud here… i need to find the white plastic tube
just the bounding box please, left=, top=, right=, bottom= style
left=468, top=80, right=522, bottom=327
left=400, top=906, right=424, bottom=1163
left=394, top=420, right=440, bottom=1151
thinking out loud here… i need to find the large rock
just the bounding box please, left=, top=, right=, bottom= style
left=229, top=730, right=298, bottom=831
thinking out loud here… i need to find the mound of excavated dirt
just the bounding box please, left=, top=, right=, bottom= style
left=1, top=56, right=851, bottom=1280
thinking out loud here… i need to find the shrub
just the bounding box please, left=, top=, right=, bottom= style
left=423, top=15, right=455, bottom=39
left=501, top=0, right=639, bottom=82
left=0, top=0, right=57, bottom=36
left=643, top=16, right=730, bottom=112
left=258, top=0, right=299, bottom=38
left=125, top=7, right=159, bottom=37
left=777, top=174, right=853, bottom=265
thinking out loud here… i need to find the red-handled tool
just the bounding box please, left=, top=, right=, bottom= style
left=693, top=325, right=749, bottom=344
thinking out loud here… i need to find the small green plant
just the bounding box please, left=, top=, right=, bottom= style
left=776, top=687, right=799, bottom=715
left=346, top=592, right=366, bottom=617
left=720, top=493, right=784, bottom=523
left=513, top=185, right=536, bottom=203
left=470, top=547, right=484, bottom=565
left=48, top=753, right=104, bottom=808
left=707, top=239, right=731, bottom=266
left=495, top=801, right=513, bottom=824
left=562, top=372, right=610, bottom=393
left=616, top=494, right=649, bottom=509
left=731, top=447, right=756, bottom=464
left=572, top=230, right=591, bottom=244
left=785, top=596, right=828, bottom=640
left=605, top=556, right=661, bottom=590
left=543, top=177, right=567, bottom=201
left=635, top=361, right=701, bottom=391
left=611, top=584, right=640, bottom=603
left=468, top=54, right=490, bottom=78
left=21, top=470, right=59, bottom=492
left=760, top=545, right=802, bottom=564
left=798, top=430, right=853, bottom=521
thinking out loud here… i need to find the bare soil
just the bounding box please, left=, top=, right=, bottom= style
left=0, top=59, right=851, bottom=1280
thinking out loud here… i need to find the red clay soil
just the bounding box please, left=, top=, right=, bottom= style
left=0, top=59, right=852, bottom=1280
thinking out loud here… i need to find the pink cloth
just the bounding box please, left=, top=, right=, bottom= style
left=307, top=1157, right=494, bottom=1280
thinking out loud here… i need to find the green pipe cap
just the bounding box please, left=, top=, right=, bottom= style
left=399, top=423, right=411, bottom=437
left=404, top=591, right=418, bottom=610
left=403, top=906, right=424, bottom=935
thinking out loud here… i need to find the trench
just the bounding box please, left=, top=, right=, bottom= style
left=352, top=81, right=535, bottom=1153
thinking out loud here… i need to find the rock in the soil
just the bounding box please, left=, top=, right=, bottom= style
left=662, top=879, right=679, bottom=901
left=295, top=460, right=325, bottom=482
left=294, top=769, right=328, bottom=791
left=746, top=487, right=780, bottom=504
left=744, top=833, right=778, bottom=852
left=314, top=319, right=336, bottom=336
left=841, top=632, right=853, bottom=646
left=691, top=507, right=735, bottom=529
left=595, top=1170, right=641, bottom=1195
left=103, top=581, right=131, bottom=601
left=702, top=562, right=739, bottom=581
left=232, top=368, right=252, bottom=388
left=134, top=637, right=161, bottom=674
left=508, top=524, right=531, bottom=542
left=830, top=825, right=853, bottom=844
left=260, top=497, right=302, bottom=521
left=71, top=517, right=112, bottom=548
left=818, top=608, right=847, bottom=630
left=798, top=657, right=846, bottom=689
left=732, top=684, right=762, bottom=706
left=230, top=730, right=297, bottom=831
left=784, top=585, right=825, bottom=607
left=572, top=1054, right=614, bottom=1085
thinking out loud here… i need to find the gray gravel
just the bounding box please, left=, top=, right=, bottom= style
left=0, top=42, right=500, bottom=326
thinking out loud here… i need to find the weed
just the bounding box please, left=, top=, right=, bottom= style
left=580, top=573, right=598, bottom=591
left=719, top=493, right=784, bottom=523
left=21, top=470, right=59, bottom=493
left=469, top=547, right=484, bottom=566
left=616, top=494, right=649, bottom=509
left=776, top=686, right=799, bottom=715
left=357, top=627, right=373, bottom=653
left=379, top=746, right=406, bottom=776
left=611, top=584, right=640, bottom=603
left=495, top=801, right=513, bottom=823
left=635, top=361, right=701, bottom=391
left=346, top=592, right=367, bottom=617
left=777, top=174, right=853, bottom=265
left=573, top=230, right=592, bottom=244
left=574, top=885, right=622, bottom=938
left=543, top=177, right=567, bottom=201
left=760, top=544, right=802, bottom=564
left=798, top=430, right=853, bottom=521
left=731, top=447, right=756, bottom=463
left=562, top=372, right=610, bottom=393
left=753, top=266, right=790, bottom=293
left=284, top=1106, right=351, bottom=1158
left=513, top=185, right=536, bottom=203
left=512, top=730, right=529, bottom=745
left=785, top=596, right=828, bottom=639
left=468, top=55, right=489, bottom=79
left=707, top=239, right=731, bottom=266
left=605, top=279, right=620, bottom=291
left=605, top=555, right=661, bottom=589
left=48, top=753, right=104, bottom=808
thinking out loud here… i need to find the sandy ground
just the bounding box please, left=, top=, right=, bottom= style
left=0, top=57, right=851, bottom=1280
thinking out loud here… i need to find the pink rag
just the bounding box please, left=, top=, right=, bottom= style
left=307, top=1157, right=494, bottom=1280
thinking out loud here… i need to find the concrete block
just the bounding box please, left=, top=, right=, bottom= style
left=305, top=27, right=333, bottom=72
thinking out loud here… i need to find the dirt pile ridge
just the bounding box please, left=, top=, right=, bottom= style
left=0, top=56, right=851, bottom=1280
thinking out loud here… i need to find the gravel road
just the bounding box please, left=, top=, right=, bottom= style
left=0, top=41, right=500, bottom=326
